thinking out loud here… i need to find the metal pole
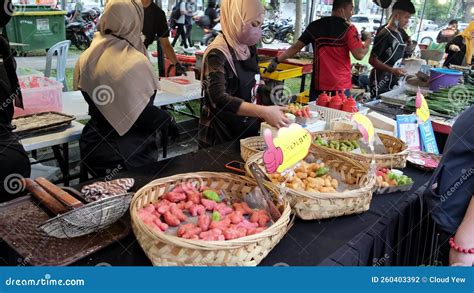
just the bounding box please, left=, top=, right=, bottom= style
left=305, top=0, right=315, bottom=52
left=156, top=0, right=165, bottom=77
left=415, top=0, right=427, bottom=44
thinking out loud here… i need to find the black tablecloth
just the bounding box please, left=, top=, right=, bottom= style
left=1, top=142, right=435, bottom=266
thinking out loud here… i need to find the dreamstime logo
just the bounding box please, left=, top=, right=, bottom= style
left=273, top=262, right=290, bottom=267
left=95, top=262, right=112, bottom=266
left=3, top=173, right=25, bottom=194
left=448, top=85, right=471, bottom=107
left=179, top=175, right=206, bottom=191
left=4, top=2, right=26, bottom=16
left=17, top=255, right=31, bottom=267
left=373, top=253, right=390, bottom=266
left=270, top=85, right=292, bottom=106
left=105, top=164, right=123, bottom=181
left=441, top=168, right=474, bottom=202
left=92, top=85, right=115, bottom=106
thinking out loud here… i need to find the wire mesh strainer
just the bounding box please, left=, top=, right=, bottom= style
left=38, top=192, right=133, bottom=239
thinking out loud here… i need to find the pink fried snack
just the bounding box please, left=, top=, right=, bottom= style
left=236, top=219, right=258, bottom=230
left=164, top=191, right=186, bottom=203
left=154, top=200, right=172, bottom=214
left=201, top=198, right=217, bottom=211
left=152, top=217, right=168, bottom=231
left=186, top=190, right=201, bottom=204
left=232, top=202, right=253, bottom=215
left=223, top=225, right=247, bottom=240
left=189, top=204, right=206, bottom=216
left=170, top=204, right=188, bottom=221
left=178, top=223, right=202, bottom=239
left=246, top=227, right=266, bottom=236
left=250, top=210, right=270, bottom=227
left=198, top=214, right=211, bottom=231
left=226, top=211, right=244, bottom=224
left=163, top=211, right=180, bottom=227
left=199, top=229, right=225, bottom=241
left=209, top=218, right=231, bottom=230
left=213, top=202, right=233, bottom=217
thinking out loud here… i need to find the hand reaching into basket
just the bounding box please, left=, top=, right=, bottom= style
left=263, top=129, right=283, bottom=174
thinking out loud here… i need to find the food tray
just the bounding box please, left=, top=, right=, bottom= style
left=283, top=59, right=313, bottom=74
left=374, top=182, right=414, bottom=195
left=130, top=172, right=292, bottom=266
left=160, top=75, right=201, bottom=97
left=407, top=151, right=441, bottom=171
left=12, top=112, right=75, bottom=138
left=259, top=62, right=303, bottom=81
left=364, top=100, right=411, bottom=119
left=0, top=196, right=130, bottom=266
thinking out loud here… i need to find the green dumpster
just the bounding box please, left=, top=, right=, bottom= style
left=190, top=23, right=204, bottom=46
left=4, top=5, right=66, bottom=54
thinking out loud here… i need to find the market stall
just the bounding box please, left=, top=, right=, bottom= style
left=0, top=142, right=435, bottom=266
left=2, top=54, right=459, bottom=266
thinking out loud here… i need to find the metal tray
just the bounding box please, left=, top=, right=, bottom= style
left=374, top=182, right=414, bottom=195
left=12, top=112, right=75, bottom=138
left=0, top=195, right=130, bottom=266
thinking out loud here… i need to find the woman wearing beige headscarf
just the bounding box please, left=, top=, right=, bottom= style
left=199, top=0, right=289, bottom=147
left=74, top=0, right=175, bottom=177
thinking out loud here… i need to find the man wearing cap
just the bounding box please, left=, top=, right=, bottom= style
left=369, top=0, right=416, bottom=98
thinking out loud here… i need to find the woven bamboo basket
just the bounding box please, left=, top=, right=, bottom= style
left=311, top=130, right=408, bottom=168
left=245, top=149, right=376, bottom=220
left=130, top=172, right=292, bottom=266
left=240, top=136, right=266, bottom=162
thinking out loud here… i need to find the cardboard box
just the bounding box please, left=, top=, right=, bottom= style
left=367, top=111, right=397, bottom=136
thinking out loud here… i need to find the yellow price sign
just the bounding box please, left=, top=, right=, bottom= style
left=263, top=124, right=312, bottom=174
left=352, top=113, right=375, bottom=145
left=416, top=90, right=430, bottom=123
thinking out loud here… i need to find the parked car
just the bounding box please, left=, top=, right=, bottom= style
left=350, top=14, right=382, bottom=33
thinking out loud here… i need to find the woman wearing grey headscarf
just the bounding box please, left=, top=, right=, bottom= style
left=74, top=0, right=175, bottom=177
left=0, top=0, right=31, bottom=201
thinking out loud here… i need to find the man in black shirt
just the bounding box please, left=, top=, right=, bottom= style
left=425, top=106, right=474, bottom=266
left=141, top=0, right=185, bottom=76
left=204, top=0, right=219, bottom=29
left=369, top=0, right=415, bottom=98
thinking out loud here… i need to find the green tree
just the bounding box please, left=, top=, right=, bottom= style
left=414, top=0, right=463, bottom=24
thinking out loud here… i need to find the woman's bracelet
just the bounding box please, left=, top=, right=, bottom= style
left=449, top=237, right=474, bottom=254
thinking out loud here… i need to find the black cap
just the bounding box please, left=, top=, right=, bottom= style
left=392, top=0, right=416, bottom=14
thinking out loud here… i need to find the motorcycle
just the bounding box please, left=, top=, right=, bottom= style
left=195, top=14, right=220, bottom=46
left=202, top=22, right=220, bottom=46
left=262, top=18, right=294, bottom=44
left=65, top=8, right=100, bottom=50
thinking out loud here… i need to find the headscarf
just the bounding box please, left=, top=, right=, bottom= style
left=459, top=21, right=474, bottom=65
left=73, top=0, right=160, bottom=136
left=202, top=0, right=264, bottom=76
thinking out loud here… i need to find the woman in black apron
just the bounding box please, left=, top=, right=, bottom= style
left=199, top=0, right=289, bottom=147
left=74, top=0, right=175, bottom=178
left=0, top=1, right=31, bottom=201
